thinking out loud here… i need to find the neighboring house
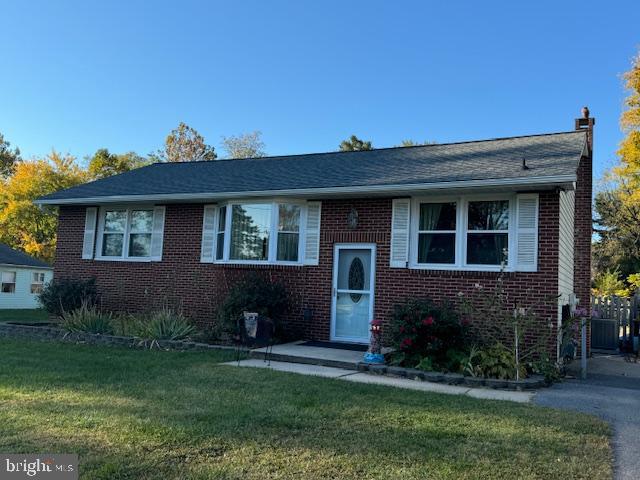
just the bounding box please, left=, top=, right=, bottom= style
left=36, top=114, right=594, bottom=359
left=0, top=243, right=53, bottom=309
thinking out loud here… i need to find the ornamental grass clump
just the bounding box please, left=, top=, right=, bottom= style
left=62, top=301, right=114, bottom=335
left=133, top=308, right=196, bottom=341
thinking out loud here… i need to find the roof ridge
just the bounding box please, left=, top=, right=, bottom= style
left=156, top=129, right=586, bottom=165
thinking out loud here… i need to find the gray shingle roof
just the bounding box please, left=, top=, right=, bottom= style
left=38, top=130, right=587, bottom=204
left=0, top=243, right=51, bottom=268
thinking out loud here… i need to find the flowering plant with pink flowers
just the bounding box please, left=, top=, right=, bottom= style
left=390, top=298, right=468, bottom=369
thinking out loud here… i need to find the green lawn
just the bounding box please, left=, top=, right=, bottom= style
left=0, top=309, right=50, bottom=323
left=0, top=339, right=611, bottom=479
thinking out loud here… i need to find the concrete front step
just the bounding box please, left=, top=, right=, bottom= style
left=248, top=349, right=358, bottom=370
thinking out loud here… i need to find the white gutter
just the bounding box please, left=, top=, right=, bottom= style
left=0, top=263, right=53, bottom=270
left=34, top=174, right=577, bottom=206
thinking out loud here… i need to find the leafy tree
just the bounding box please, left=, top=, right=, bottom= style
left=593, top=50, right=640, bottom=287
left=396, top=139, right=436, bottom=147
left=221, top=131, right=266, bottom=159
left=151, top=122, right=216, bottom=162
left=0, top=151, right=88, bottom=261
left=592, top=269, right=629, bottom=297
left=87, top=148, right=148, bottom=179
left=0, top=132, right=22, bottom=178
left=339, top=135, right=373, bottom=152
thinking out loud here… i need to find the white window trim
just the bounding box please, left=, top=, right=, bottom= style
left=209, top=198, right=309, bottom=266
left=95, top=205, right=157, bottom=262
left=410, top=193, right=517, bottom=272
left=1, top=270, right=17, bottom=294
left=30, top=271, right=46, bottom=294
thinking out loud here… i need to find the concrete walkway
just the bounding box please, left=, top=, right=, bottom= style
left=251, top=341, right=364, bottom=369
left=535, top=355, right=640, bottom=480
left=225, top=359, right=534, bottom=403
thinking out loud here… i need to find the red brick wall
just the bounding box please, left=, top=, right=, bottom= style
left=573, top=121, right=594, bottom=352
left=55, top=191, right=564, bottom=356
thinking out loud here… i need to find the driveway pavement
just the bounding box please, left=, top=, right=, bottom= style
left=535, top=355, right=640, bottom=480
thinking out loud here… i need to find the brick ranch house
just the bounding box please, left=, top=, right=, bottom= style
left=37, top=115, right=594, bottom=358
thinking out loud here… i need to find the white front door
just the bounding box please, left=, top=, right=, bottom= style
left=331, top=244, right=376, bottom=344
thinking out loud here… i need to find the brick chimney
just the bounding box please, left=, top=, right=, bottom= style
left=575, top=106, right=595, bottom=154
left=573, top=107, right=594, bottom=321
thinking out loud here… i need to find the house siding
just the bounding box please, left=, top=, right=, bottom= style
left=0, top=267, right=53, bottom=309
left=54, top=190, right=563, bottom=357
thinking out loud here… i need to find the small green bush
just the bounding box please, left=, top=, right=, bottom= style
left=470, top=343, right=526, bottom=380
left=62, top=301, right=114, bottom=335
left=390, top=298, right=467, bottom=369
left=130, top=308, right=196, bottom=341
left=217, top=272, right=288, bottom=333
left=38, top=277, right=97, bottom=317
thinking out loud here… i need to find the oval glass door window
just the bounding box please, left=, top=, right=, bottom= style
left=348, top=257, right=365, bottom=302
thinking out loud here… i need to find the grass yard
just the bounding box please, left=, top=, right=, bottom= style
left=0, top=339, right=611, bottom=480
left=0, top=309, right=50, bottom=323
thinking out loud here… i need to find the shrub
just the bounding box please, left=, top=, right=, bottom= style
left=129, top=308, right=196, bottom=341
left=38, top=277, right=97, bottom=317
left=218, top=272, right=288, bottom=333
left=470, top=343, right=526, bottom=380
left=390, top=298, right=467, bottom=369
left=62, top=301, right=114, bottom=335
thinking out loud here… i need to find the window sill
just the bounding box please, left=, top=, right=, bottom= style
left=93, top=256, right=155, bottom=263
left=205, top=260, right=304, bottom=267
left=200, top=261, right=309, bottom=269
left=409, top=263, right=513, bottom=273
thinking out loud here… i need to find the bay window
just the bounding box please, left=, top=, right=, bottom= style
left=277, top=204, right=301, bottom=261
left=230, top=203, right=272, bottom=261
left=215, top=206, right=226, bottom=261
left=210, top=201, right=305, bottom=264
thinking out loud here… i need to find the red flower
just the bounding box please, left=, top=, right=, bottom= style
left=401, top=337, right=413, bottom=349
left=399, top=326, right=405, bottom=333
left=412, top=327, right=417, bottom=333
left=422, top=316, right=434, bottom=326
left=462, top=319, right=470, bottom=326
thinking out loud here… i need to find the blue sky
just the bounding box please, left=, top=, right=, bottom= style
left=1, top=1, right=638, bottom=183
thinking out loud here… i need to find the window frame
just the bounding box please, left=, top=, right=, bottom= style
left=95, top=205, right=157, bottom=262
left=30, top=271, right=46, bottom=294
left=410, top=194, right=517, bottom=272
left=1, top=270, right=17, bottom=294
left=212, top=199, right=308, bottom=266
left=416, top=201, right=457, bottom=265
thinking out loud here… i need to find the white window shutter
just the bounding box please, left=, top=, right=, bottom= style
left=201, top=205, right=217, bottom=263
left=303, top=202, right=321, bottom=265
left=150, top=206, right=166, bottom=261
left=82, top=207, right=98, bottom=259
left=516, top=194, right=538, bottom=271
left=390, top=198, right=410, bottom=268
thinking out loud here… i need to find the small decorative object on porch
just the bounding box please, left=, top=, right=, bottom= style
left=364, top=320, right=385, bottom=364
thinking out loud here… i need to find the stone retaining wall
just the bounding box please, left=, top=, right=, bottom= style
left=0, top=323, right=234, bottom=352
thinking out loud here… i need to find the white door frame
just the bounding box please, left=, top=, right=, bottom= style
left=330, top=243, right=376, bottom=344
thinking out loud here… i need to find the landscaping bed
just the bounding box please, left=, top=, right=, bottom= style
left=358, top=363, right=546, bottom=390
left=0, top=322, right=232, bottom=352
